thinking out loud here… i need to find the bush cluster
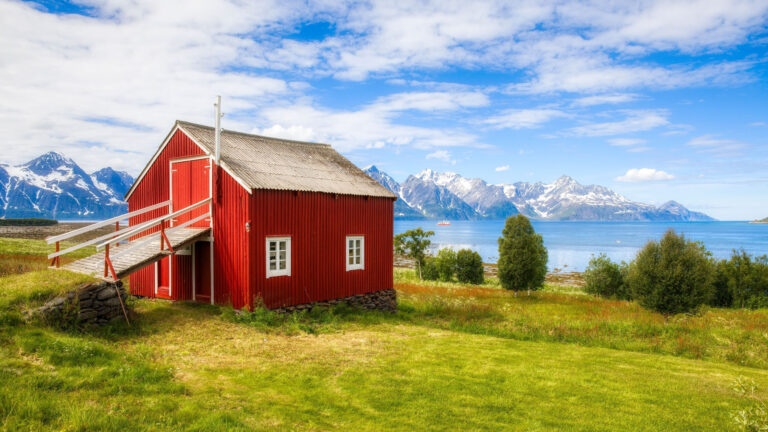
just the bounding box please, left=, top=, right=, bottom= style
left=583, top=254, right=629, bottom=300
left=0, top=218, right=57, bottom=226
left=581, top=230, right=768, bottom=315
left=423, top=248, right=484, bottom=285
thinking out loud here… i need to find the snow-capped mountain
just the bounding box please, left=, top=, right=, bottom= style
left=0, top=152, right=134, bottom=220
left=364, top=166, right=422, bottom=218
left=364, top=167, right=714, bottom=221
left=399, top=174, right=477, bottom=219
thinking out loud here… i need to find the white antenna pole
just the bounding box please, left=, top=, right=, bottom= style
left=214, top=95, right=222, bottom=165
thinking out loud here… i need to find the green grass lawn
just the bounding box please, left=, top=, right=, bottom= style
left=0, top=237, right=96, bottom=277
left=1, top=238, right=767, bottom=430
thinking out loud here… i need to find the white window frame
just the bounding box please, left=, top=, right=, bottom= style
left=266, top=236, right=291, bottom=278
left=346, top=235, right=364, bottom=271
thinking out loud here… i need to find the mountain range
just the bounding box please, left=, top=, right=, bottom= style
left=0, top=151, right=713, bottom=222
left=364, top=166, right=714, bottom=221
left=0, top=152, right=133, bottom=220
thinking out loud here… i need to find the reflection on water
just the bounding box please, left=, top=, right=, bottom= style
left=394, top=220, right=768, bottom=272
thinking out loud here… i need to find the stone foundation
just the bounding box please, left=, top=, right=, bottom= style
left=33, top=281, right=132, bottom=327
left=273, top=288, right=397, bottom=313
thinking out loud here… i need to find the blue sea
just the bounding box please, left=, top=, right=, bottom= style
left=394, top=220, right=768, bottom=272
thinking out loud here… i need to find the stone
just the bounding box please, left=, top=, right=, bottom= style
left=97, top=287, right=116, bottom=300
left=105, top=296, right=125, bottom=307
left=79, top=309, right=98, bottom=321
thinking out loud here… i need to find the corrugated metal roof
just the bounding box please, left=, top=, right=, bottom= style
left=176, top=121, right=396, bottom=199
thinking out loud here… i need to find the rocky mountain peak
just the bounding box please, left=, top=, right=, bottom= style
left=23, top=151, right=76, bottom=175
left=0, top=153, right=134, bottom=219
left=365, top=167, right=714, bottom=221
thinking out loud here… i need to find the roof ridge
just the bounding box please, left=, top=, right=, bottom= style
left=176, top=120, right=332, bottom=148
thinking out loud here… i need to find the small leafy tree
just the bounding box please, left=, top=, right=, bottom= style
left=456, top=249, right=484, bottom=285
left=435, top=248, right=457, bottom=281
left=583, top=254, right=626, bottom=299
left=627, top=229, right=715, bottom=316
left=497, top=215, right=548, bottom=292
left=394, top=227, right=435, bottom=279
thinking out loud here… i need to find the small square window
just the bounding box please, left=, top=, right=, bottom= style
left=346, top=236, right=364, bottom=271
left=266, top=237, right=291, bottom=278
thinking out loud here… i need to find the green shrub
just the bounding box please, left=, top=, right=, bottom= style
left=718, top=249, right=768, bottom=309
left=711, top=260, right=734, bottom=308
left=456, top=249, right=484, bottom=285
left=584, top=254, right=627, bottom=299
left=435, top=248, right=457, bottom=281
left=423, top=257, right=440, bottom=281
left=497, top=215, right=548, bottom=292
left=627, top=229, right=715, bottom=316
left=422, top=258, right=440, bottom=281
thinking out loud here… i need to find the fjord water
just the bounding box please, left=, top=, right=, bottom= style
left=394, top=220, right=768, bottom=271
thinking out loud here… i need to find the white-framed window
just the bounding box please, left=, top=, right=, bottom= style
left=346, top=235, right=364, bottom=271
left=266, top=236, right=291, bottom=278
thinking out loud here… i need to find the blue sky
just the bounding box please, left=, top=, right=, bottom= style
left=1, top=0, right=767, bottom=219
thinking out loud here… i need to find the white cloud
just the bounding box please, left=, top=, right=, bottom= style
left=615, top=168, right=675, bottom=182
left=256, top=124, right=316, bottom=142
left=495, top=165, right=510, bottom=172
left=326, top=0, right=766, bottom=90
left=258, top=101, right=481, bottom=153
left=370, top=91, right=489, bottom=112
left=426, top=150, right=452, bottom=162
left=686, top=135, right=746, bottom=154
left=608, top=138, right=647, bottom=146
left=1, top=0, right=766, bottom=175
left=0, top=0, right=303, bottom=173
left=573, top=93, right=638, bottom=107
left=484, top=109, right=566, bottom=129
left=571, top=110, right=669, bottom=136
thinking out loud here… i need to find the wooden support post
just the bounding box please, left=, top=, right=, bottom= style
left=104, top=243, right=110, bottom=278
left=51, top=241, right=60, bottom=268
left=115, top=282, right=130, bottom=326
left=159, top=220, right=173, bottom=253
left=115, top=221, right=120, bottom=247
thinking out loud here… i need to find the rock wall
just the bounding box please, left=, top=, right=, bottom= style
left=274, top=288, right=397, bottom=313
left=33, top=281, right=132, bottom=326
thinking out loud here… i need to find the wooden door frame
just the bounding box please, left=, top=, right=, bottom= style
left=168, top=155, right=214, bottom=304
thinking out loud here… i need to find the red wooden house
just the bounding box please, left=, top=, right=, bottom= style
left=122, top=120, right=396, bottom=310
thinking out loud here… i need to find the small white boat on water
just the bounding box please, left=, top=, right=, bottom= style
left=437, top=220, right=451, bottom=226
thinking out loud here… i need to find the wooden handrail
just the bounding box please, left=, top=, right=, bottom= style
left=110, top=211, right=211, bottom=259
left=167, top=211, right=211, bottom=234
left=47, top=210, right=179, bottom=260
left=97, top=198, right=211, bottom=250
left=46, top=200, right=171, bottom=244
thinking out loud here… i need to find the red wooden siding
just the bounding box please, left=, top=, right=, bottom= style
left=171, top=158, right=211, bottom=227
left=250, top=190, right=393, bottom=310
left=127, top=129, right=205, bottom=299
left=211, top=167, right=252, bottom=309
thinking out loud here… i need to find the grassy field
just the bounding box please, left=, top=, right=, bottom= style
left=1, top=237, right=768, bottom=430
